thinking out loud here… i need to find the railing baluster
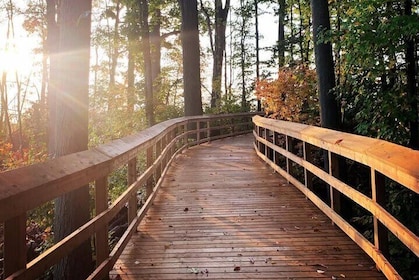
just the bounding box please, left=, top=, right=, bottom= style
left=328, top=152, right=342, bottom=215
left=95, top=176, right=109, bottom=272
left=128, top=158, right=137, bottom=223
left=146, top=146, right=153, bottom=196
left=371, top=169, right=389, bottom=258
left=303, top=142, right=314, bottom=193
left=4, top=214, right=26, bottom=277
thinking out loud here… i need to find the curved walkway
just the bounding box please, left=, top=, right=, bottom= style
left=112, top=134, right=385, bottom=279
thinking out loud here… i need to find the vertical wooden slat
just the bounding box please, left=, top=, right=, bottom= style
left=128, top=158, right=137, bottom=223
left=155, top=139, right=162, bottom=180
left=197, top=121, right=201, bottom=143
left=285, top=135, right=291, bottom=178
left=146, top=146, right=154, bottom=196
left=372, top=169, right=389, bottom=257
left=328, top=151, right=341, bottom=215
left=303, top=142, right=314, bottom=192
left=206, top=121, right=211, bottom=141
left=95, top=176, right=109, bottom=272
left=4, top=214, right=26, bottom=277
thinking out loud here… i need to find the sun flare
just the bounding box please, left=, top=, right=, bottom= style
left=0, top=40, right=34, bottom=76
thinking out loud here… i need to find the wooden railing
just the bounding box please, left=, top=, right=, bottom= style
left=0, top=113, right=256, bottom=280
left=253, top=115, right=419, bottom=280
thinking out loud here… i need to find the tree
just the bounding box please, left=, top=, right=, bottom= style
left=201, top=0, right=230, bottom=108
left=310, top=0, right=340, bottom=129
left=179, top=0, right=203, bottom=116
left=51, top=0, right=93, bottom=278
left=139, top=0, right=155, bottom=126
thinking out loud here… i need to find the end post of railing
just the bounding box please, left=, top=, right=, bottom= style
left=4, top=214, right=27, bottom=277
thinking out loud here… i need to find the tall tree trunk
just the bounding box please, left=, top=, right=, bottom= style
left=255, top=0, right=261, bottom=111
left=405, top=0, right=418, bottom=149
left=310, top=0, right=340, bottom=129
left=211, top=0, right=230, bottom=108
left=52, top=0, right=93, bottom=278
left=278, top=0, right=285, bottom=68
left=150, top=7, right=162, bottom=99
left=139, top=0, right=155, bottom=126
left=179, top=0, right=203, bottom=116
left=240, top=0, right=247, bottom=109
left=47, top=0, right=59, bottom=158
left=109, top=0, right=121, bottom=110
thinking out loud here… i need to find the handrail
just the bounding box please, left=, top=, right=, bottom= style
left=253, top=115, right=419, bottom=280
left=0, top=112, right=257, bottom=280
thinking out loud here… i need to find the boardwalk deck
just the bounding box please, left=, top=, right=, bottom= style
left=112, top=134, right=386, bottom=279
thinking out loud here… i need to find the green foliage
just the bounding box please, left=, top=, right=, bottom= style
left=329, top=0, right=419, bottom=145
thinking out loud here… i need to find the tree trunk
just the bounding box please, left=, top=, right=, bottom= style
left=211, top=0, right=230, bottom=108
left=139, top=0, right=155, bottom=126
left=255, top=0, right=261, bottom=111
left=47, top=0, right=59, bottom=158
left=150, top=7, right=162, bottom=99
left=240, top=0, right=247, bottom=109
left=310, top=0, right=340, bottom=129
left=179, top=0, right=203, bottom=116
left=277, top=0, right=285, bottom=68
left=405, top=0, right=418, bottom=149
left=52, top=0, right=93, bottom=278
left=109, top=0, right=121, bottom=110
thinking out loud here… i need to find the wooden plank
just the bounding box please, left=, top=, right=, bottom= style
left=112, top=134, right=385, bottom=280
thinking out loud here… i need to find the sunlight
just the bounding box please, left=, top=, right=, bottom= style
left=0, top=39, right=34, bottom=76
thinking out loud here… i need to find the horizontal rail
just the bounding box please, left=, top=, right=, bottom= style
left=253, top=115, right=419, bottom=280
left=0, top=112, right=257, bottom=280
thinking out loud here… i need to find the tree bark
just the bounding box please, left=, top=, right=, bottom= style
left=277, top=0, right=285, bottom=68
left=405, top=0, right=418, bottom=149
left=255, top=0, right=261, bottom=111
left=211, top=0, right=230, bottom=108
left=139, top=0, right=155, bottom=126
left=52, top=0, right=93, bottom=278
left=310, top=0, right=340, bottom=129
left=179, top=0, right=203, bottom=116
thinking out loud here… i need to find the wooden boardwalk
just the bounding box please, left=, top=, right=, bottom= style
left=112, top=134, right=385, bottom=279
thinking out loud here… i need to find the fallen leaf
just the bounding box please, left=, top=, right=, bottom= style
left=317, top=269, right=325, bottom=274
left=233, top=266, right=241, bottom=272
left=188, top=268, right=199, bottom=274
left=340, top=274, right=346, bottom=278
left=332, top=276, right=337, bottom=280
left=134, top=261, right=140, bottom=265
left=184, top=207, right=189, bottom=212
left=249, top=258, right=255, bottom=264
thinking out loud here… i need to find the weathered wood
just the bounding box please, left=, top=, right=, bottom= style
left=112, top=135, right=385, bottom=280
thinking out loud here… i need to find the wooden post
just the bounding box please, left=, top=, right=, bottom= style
left=156, top=139, right=162, bottom=180
left=328, top=151, right=341, bottom=215
left=4, top=214, right=26, bottom=277
left=95, top=176, right=109, bottom=271
left=371, top=169, right=389, bottom=258
left=286, top=135, right=292, bottom=177
left=197, top=121, right=201, bottom=143
left=128, top=158, right=137, bottom=223
left=146, top=146, right=154, bottom=196
left=303, top=142, right=314, bottom=192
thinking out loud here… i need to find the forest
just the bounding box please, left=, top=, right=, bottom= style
left=0, top=0, right=418, bottom=279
